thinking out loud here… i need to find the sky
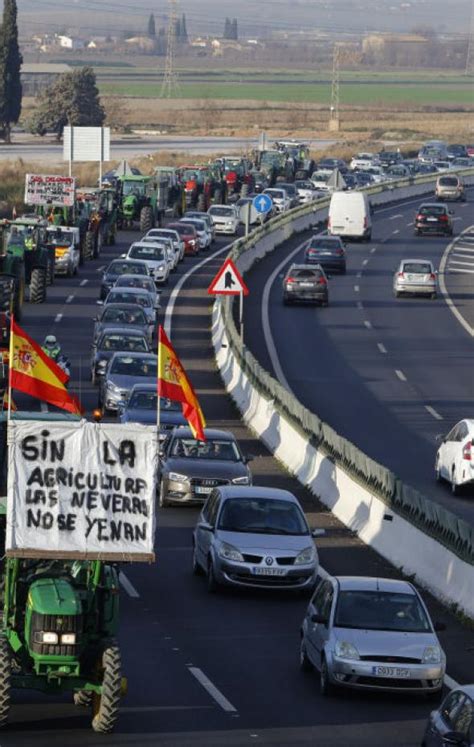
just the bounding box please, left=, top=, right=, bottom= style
left=14, top=0, right=473, bottom=38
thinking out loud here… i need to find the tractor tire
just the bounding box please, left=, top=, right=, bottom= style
left=197, top=194, right=206, bottom=212
left=29, top=268, right=47, bottom=304
left=10, top=258, right=24, bottom=321
left=84, top=231, right=95, bottom=261
left=91, top=643, right=122, bottom=734
left=0, top=637, right=12, bottom=728
left=213, top=188, right=222, bottom=205
left=140, top=206, right=154, bottom=234
left=74, top=690, right=92, bottom=708
left=46, top=257, right=55, bottom=286
left=93, top=230, right=103, bottom=259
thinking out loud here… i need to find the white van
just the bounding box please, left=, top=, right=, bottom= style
left=328, top=191, right=372, bottom=241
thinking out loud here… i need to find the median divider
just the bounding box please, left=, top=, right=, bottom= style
left=212, top=169, right=474, bottom=618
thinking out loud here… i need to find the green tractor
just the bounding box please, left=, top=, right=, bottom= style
left=117, top=175, right=167, bottom=232
left=0, top=414, right=126, bottom=733
left=0, top=217, right=55, bottom=305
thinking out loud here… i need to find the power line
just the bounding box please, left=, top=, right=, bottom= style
left=160, top=0, right=180, bottom=98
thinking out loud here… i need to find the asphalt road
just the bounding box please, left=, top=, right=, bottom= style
left=3, top=213, right=474, bottom=746
left=243, top=192, right=474, bottom=526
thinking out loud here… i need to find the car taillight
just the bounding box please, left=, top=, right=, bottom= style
left=286, top=276, right=295, bottom=283
left=318, top=277, right=327, bottom=285
left=416, top=214, right=423, bottom=220
left=462, top=441, right=472, bottom=461
left=439, top=214, right=448, bottom=222
left=398, top=272, right=404, bottom=278
left=307, top=248, right=318, bottom=254
left=336, top=249, right=344, bottom=255
left=429, top=273, right=436, bottom=280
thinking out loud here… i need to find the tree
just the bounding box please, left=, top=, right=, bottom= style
left=175, top=17, right=181, bottom=41
left=29, top=66, right=105, bottom=141
left=0, top=0, right=23, bottom=143
left=147, top=13, right=156, bottom=38
left=223, top=18, right=231, bottom=39
left=231, top=18, right=238, bottom=41
left=180, top=14, right=188, bottom=43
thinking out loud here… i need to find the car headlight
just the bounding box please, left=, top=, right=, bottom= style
left=107, top=382, right=121, bottom=394
left=157, top=265, right=165, bottom=272
left=96, top=359, right=108, bottom=371
left=61, top=633, right=76, bottom=645
left=168, top=472, right=188, bottom=482
left=232, top=476, right=250, bottom=485
left=294, top=546, right=316, bottom=565
left=41, top=632, right=59, bottom=644
left=218, top=542, right=244, bottom=562
left=335, top=641, right=360, bottom=660
left=422, top=645, right=441, bottom=664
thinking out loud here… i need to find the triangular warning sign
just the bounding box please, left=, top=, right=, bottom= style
left=208, top=258, right=249, bottom=296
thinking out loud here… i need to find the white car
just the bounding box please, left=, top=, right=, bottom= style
left=350, top=153, right=376, bottom=171
left=263, top=188, right=291, bottom=213
left=183, top=211, right=216, bottom=242
left=310, top=171, right=332, bottom=192
left=126, top=242, right=170, bottom=285
left=141, top=236, right=178, bottom=270
left=180, top=217, right=212, bottom=250
left=47, top=226, right=81, bottom=277
left=144, top=228, right=184, bottom=261
left=294, top=180, right=319, bottom=204
left=435, top=419, right=474, bottom=495
left=207, top=204, right=239, bottom=235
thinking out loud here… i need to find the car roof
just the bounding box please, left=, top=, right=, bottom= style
left=114, top=274, right=154, bottom=283
left=170, top=427, right=237, bottom=440
left=129, top=242, right=165, bottom=249
left=101, top=303, right=146, bottom=311
left=217, top=486, right=299, bottom=502
left=97, top=326, right=147, bottom=338
left=399, top=258, right=434, bottom=264
left=107, top=259, right=147, bottom=269
left=450, top=685, right=474, bottom=699
left=419, top=202, right=448, bottom=208
left=310, top=234, right=341, bottom=240
left=334, top=576, right=417, bottom=594
left=290, top=263, right=323, bottom=270
left=109, top=286, right=149, bottom=295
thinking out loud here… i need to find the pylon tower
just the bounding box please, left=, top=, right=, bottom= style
left=160, top=0, right=180, bottom=98
left=329, top=44, right=340, bottom=131
left=465, top=0, right=474, bottom=75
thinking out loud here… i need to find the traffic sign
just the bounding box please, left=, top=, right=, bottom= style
left=208, top=258, right=249, bottom=296
left=252, top=193, right=273, bottom=214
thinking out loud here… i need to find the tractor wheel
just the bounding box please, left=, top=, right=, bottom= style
left=94, top=230, right=103, bottom=259
left=91, top=643, right=122, bottom=734
left=10, top=258, right=24, bottom=321
left=46, top=257, right=55, bottom=286
left=29, top=268, right=47, bottom=304
left=197, top=194, right=206, bottom=212
left=0, top=637, right=12, bottom=728
left=140, top=206, right=154, bottom=234
left=74, top=690, right=92, bottom=708
left=84, top=231, right=95, bottom=261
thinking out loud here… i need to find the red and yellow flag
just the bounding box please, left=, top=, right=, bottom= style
left=158, top=326, right=206, bottom=441
left=9, top=318, right=83, bottom=415
left=2, top=391, right=16, bottom=411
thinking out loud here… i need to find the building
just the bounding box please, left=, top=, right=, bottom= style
left=21, top=63, right=72, bottom=96
left=57, top=35, right=85, bottom=51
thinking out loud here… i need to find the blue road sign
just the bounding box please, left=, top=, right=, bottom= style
left=252, top=193, right=273, bottom=214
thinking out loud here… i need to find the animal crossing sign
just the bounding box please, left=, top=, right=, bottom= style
left=207, top=258, right=249, bottom=296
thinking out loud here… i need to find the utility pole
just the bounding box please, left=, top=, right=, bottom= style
left=160, top=0, right=180, bottom=98
left=329, top=43, right=340, bottom=132
left=465, top=0, right=474, bottom=75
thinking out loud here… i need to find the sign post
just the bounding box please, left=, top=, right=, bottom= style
left=208, top=258, right=249, bottom=345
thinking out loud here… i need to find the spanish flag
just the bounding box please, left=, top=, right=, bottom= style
left=2, top=391, right=16, bottom=411
left=158, top=326, right=206, bottom=441
left=9, top=318, right=83, bottom=415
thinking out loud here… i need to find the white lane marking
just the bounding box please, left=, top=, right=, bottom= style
left=354, top=285, right=360, bottom=292
left=40, top=402, right=48, bottom=412
left=119, top=572, right=140, bottom=598
left=165, top=242, right=234, bottom=338
left=451, top=252, right=474, bottom=258
left=65, top=295, right=74, bottom=304
left=449, top=267, right=474, bottom=274
left=395, top=369, right=407, bottom=381
left=452, top=245, right=474, bottom=252
left=392, top=229, right=400, bottom=235
left=356, top=271, right=362, bottom=278
left=364, top=320, right=372, bottom=329
left=452, top=217, right=462, bottom=222
left=406, top=221, right=413, bottom=227
left=97, top=265, right=105, bottom=273
left=356, top=301, right=363, bottom=310
left=80, top=278, right=88, bottom=286
left=449, top=260, right=474, bottom=267
left=370, top=246, right=377, bottom=254
left=362, top=259, right=368, bottom=266
left=188, top=667, right=238, bottom=713
left=389, top=214, right=403, bottom=220
left=439, top=226, right=474, bottom=337
left=54, top=313, right=63, bottom=323
left=377, top=342, right=387, bottom=354
left=425, top=405, right=443, bottom=421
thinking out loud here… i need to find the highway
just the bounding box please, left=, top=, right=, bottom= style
left=243, top=192, right=474, bottom=526
left=4, top=207, right=474, bottom=745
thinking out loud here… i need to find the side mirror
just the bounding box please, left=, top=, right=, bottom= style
left=434, top=621, right=446, bottom=632
left=244, top=454, right=254, bottom=463
left=311, top=613, right=328, bottom=625
left=199, top=522, right=214, bottom=533
left=435, top=433, right=446, bottom=444
left=311, top=528, right=326, bottom=538
left=96, top=300, right=104, bottom=306
left=154, top=302, right=161, bottom=310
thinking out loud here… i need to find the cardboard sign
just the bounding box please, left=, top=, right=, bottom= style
left=6, top=420, right=158, bottom=561
left=25, top=174, right=76, bottom=208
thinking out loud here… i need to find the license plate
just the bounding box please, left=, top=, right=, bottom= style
left=321, top=252, right=333, bottom=256
left=372, top=666, right=410, bottom=678
left=300, top=282, right=314, bottom=288
left=427, top=217, right=438, bottom=222
left=194, top=486, right=212, bottom=495
left=252, top=567, right=287, bottom=576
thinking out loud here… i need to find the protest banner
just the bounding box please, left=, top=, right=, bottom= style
left=24, top=174, right=76, bottom=208
left=6, top=419, right=158, bottom=561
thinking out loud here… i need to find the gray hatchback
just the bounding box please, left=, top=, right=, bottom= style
left=192, top=486, right=321, bottom=592
left=283, top=264, right=329, bottom=306
left=393, top=259, right=438, bottom=299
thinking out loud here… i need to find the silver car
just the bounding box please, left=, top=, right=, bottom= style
left=183, top=211, right=216, bottom=243
left=300, top=576, right=446, bottom=697
left=159, top=428, right=252, bottom=507
left=100, top=287, right=159, bottom=325
left=144, top=228, right=185, bottom=261
left=193, top=486, right=321, bottom=593
left=98, top=351, right=157, bottom=414
left=393, top=259, right=438, bottom=299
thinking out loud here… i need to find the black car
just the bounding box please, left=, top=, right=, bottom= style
left=318, top=158, right=348, bottom=173
left=283, top=263, right=328, bottom=306
left=446, top=144, right=468, bottom=161
left=422, top=684, right=474, bottom=746
left=90, top=327, right=151, bottom=385
left=305, top=235, right=346, bottom=274
left=414, top=202, right=453, bottom=236
left=100, top=259, right=150, bottom=300
left=378, top=150, right=403, bottom=167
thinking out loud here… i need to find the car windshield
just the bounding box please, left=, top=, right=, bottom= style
left=108, top=262, right=147, bottom=276
left=296, top=181, right=313, bottom=190
left=101, top=307, right=146, bottom=325
left=148, top=230, right=177, bottom=241
left=402, top=262, right=432, bottom=274
left=129, top=245, right=165, bottom=261
left=129, top=392, right=180, bottom=410
left=290, top=269, right=321, bottom=279
left=115, top=277, right=155, bottom=292
left=122, top=181, right=145, bottom=196
left=334, top=591, right=432, bottom=632
left=218, top=497, right=309, bottom=535
left=185, top=219, right=205, bottom=230
left=419, top=206, right=446, bottom=216
left=170, top=437, right=240, bottom=460
left=209, top=207, right=234, bottom=217
left=311, top=173, right=330, bottom=183
left=110, top=356, right=157, bottom=376
left=265, top=190, right=284, bottom=199
left=309, top=238, right=340, bottom=250
left=108, top=291, right=151, bottom=307
left=98, top=333, right=148, bottom=352
left=173, top=223, right=195, bottom=236
left=439, top=177, right=459, bottom=186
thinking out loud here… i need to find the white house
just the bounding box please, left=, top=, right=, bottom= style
left=57, top=35, right=85, bottom=51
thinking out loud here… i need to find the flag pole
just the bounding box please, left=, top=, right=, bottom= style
left=156, top=325, right=161, bottom=433
left=7, top=311, right=14, bottom=423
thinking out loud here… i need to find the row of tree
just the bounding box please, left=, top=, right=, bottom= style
left=223, top=18, right=239, bottom=41
left=147, top=13, right=188, bottom=42
left=0, top=0, right=22, bottom=143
